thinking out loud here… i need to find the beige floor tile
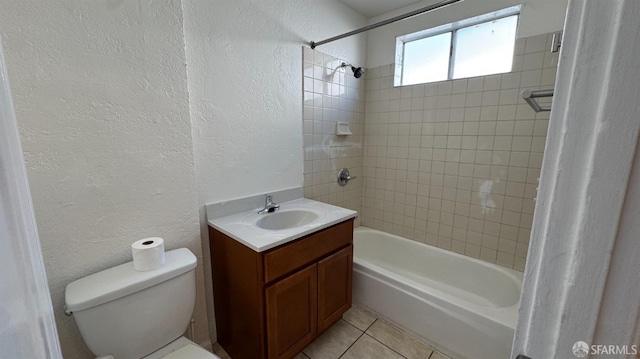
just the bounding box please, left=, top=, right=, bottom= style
left=342, top=305, right=377, bottom=331
left=430, top=351, right=451, bottom=359
left=340, top=334, right=404, bottom=359
left=303, top=320, right=362, bottom=359
left=211, top=343, right=231, bottom=359
left=365, top=320, right=433, bottom=359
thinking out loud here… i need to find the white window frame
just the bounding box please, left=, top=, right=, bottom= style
left=394, top=5, right=521, bottom=86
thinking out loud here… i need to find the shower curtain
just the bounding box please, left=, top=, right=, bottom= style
left=0, top=39, right=63, bottom=358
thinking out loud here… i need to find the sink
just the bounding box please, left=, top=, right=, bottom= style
left=256, top=210, right=319, bottom=230
left=209, top=197, right=357, bottom=252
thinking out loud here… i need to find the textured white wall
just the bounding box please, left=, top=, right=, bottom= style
left=0, top=0, right=209, bottom=357
left=183, top=0, right=367, bottom=204
left=365, top=0, right=569, bottom=68
left=182, top=0, right=367, bottom=341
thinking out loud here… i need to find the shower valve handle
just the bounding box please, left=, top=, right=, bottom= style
left=337, top=168, right=356, bottom=186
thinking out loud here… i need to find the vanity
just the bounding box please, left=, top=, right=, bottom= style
left=208, top=196, right=357, bottom=359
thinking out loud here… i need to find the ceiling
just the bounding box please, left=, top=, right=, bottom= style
left=338, top=0, right=425, bottom=18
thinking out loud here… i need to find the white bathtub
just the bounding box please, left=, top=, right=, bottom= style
left=352, top=227, right=522, bottom=359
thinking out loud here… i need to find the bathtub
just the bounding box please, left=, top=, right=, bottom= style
left=352, top=227, right=522, bottom=359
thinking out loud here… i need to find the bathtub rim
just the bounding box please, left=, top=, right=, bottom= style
left=352, top=226, right=523, bottom=329
left=352, top=268, right=516, bottom=359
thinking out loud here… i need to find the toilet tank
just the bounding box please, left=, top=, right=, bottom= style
left=65, top=248, right=197, bottom=359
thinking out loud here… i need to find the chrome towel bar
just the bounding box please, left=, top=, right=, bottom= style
left=522, top=89, right=554, bottom=112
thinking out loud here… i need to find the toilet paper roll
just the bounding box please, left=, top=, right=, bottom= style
left=131, top=237, right=165, bottom=271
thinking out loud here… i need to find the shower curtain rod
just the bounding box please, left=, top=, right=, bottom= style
left=310, top=0, right=463, bottom=49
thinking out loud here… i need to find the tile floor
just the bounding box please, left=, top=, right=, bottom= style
left=212, top=305, right=452, bottom=359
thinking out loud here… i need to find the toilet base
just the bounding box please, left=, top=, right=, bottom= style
left=142, top=336, right=219, bottom=359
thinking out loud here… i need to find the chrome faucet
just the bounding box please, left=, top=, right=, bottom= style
left=258, top=195, right=280, bottom=214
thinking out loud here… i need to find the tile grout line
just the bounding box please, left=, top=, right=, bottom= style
left=342, top=313, right=378, bottom=332
left=336, top=318, right=376, bottom=359
left=363, top=332, right=410, bottom=359
left=304, top=317, right=373, bottom=359
left=362, top=315, right=378, bottom=332
left=367, top=317, right=442, bottom=359
left=336, top=330, right=366, bottom=358
left=359, top=317, right=417, bottom=359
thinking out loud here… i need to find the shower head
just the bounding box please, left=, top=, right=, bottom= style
left=341, top=62, right=365, bottom=79
left=352, top=66, right=365, bottom=78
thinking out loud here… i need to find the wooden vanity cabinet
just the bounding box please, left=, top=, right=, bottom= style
left=265, top=263, right=317, bottom=359
left=210, top=219, right=354, bottom=359
left=317, top=246, right=352, bottom=332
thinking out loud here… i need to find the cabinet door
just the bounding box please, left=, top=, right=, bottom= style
left=266, top=263, right=317, bottom=359
left=317, top=245, right=353, bottom=332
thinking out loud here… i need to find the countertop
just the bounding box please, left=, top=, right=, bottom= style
left=208, top=198, right=357, bottom=252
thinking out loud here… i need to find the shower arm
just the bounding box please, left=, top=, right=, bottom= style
left=310, top=0, right=463, bottom=49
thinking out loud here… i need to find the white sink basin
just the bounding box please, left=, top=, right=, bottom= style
left=256, top=210, right=319, bottom=230
left=209, top=198, right=357, bottom=252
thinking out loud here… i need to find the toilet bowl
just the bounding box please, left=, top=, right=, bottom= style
left=95, top=338, right=216, bottom=359
left=143, top=337, right=216, bottom=359
left=65, top=248, right=219, bottom=359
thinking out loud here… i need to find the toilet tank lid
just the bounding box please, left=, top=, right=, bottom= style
left=65, top=248, right=196, bottom=312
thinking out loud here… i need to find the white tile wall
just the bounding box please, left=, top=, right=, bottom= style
left=302, top=47, right=365, bottom=224
left=360, top=33, right=558, bottom=271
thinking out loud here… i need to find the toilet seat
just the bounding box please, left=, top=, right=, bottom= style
left=142, top=337, right=219, bottom=359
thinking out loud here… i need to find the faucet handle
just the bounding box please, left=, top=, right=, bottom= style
left=258, top=194, right=276, bottom=214
left=337, top=168, right=356, bottom=186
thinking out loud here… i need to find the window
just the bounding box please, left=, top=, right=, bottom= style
left=396, top=7, right=520, bottom=86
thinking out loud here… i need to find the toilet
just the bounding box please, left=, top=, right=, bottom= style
left=65, top=248, right=219, bottom=359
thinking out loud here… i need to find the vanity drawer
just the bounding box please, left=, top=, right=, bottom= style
left=263, top=219, right=353, bottom=283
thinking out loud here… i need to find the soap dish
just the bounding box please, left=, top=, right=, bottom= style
left=336, top=122, right=353, bottom=136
